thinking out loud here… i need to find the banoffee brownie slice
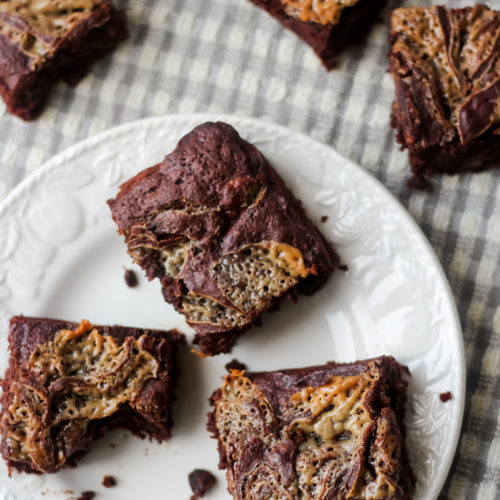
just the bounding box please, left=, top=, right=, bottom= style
left=0, top=316, right=184, bottom=474
left=208, top=356, right=414, bottom=499
left=246, top=0, right=387, bottom=70
left=0, top=0, right=127, bottom=120
left=108, top=122, right=339, bottom=355
left=389, top=5, right=500, bottom=188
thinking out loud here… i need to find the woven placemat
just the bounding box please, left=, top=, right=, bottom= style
left=0, top=0, right=498, bottom=497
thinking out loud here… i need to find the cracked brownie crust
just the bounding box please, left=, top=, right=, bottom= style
left=0, top=0, right=127, bottom=120
left=246, top=0, right=386, bottom=70
left=108, top=122, right=339, bottom=355
left=208, top=356, right=414, bottom=499
left=389, top=5, right=500, bottom=188
left=0, top=316, right=184, bottom=474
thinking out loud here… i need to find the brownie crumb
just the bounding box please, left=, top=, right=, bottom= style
left=102, top=476, right=116, bottom=488
left=338, top=263, right=348, bottom=272
left=224, top=359, right=247, bottom=372
left=77, top=492, right=96, bottom=500
left=439, top=391, right=453, bottom=403
left=189, top=469, right=216, bottom=498
left=124, top=269, right=138, bottom=287
left=320, top=215, right=329, bottom=223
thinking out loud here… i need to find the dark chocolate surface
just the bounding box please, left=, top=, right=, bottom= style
left=0, top=316, right=184, bottom=474
left=109, top=122, right=338, bottom=355
left=389, top=5, right=500, bottom=187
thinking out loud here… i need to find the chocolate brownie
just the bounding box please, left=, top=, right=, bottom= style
left=389, top=5, right=500, bottom=189
left=0, top=0, right=127, bottom=120
left=0, top=316, right=184, bottom=474
left=208, top=356, right=414, bottom=499
left=246, top=0, right=386, bottom=70
left=108, top=122, right=339, bottom=355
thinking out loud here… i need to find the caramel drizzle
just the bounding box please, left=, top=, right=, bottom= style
left=0, top=0, right=108, bottom=67
left=391, top=6, right=500, bottom=137
left=3, top=320, right=158, bottom=472
left=281, top=0, right=359, bottom=26
left=215, top=366, right=404, bottom=499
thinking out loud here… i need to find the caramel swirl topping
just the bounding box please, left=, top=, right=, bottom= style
left=281, top=0, right=359, bottom=26
left=2, top=320, right=158, bottom=472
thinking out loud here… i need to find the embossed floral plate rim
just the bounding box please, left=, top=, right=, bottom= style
left=0, top=114, right=465, bottom=499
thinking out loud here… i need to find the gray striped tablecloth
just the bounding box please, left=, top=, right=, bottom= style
left=0, top=0, right=498, bottom=498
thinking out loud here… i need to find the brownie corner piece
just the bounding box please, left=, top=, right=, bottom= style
left=0, top=316, right=184, bottom=474
left=0, top=0, right=127, bottom=120
left=247, top=0, right=386, bottom=70
left=108, top=121, right=339, bottom=356
left=389, top=4, right=500, bottom=188
left=208, top=356, right=414, bottom=499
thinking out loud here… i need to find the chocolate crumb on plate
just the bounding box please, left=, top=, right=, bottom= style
left=189, top=469, right=216, bottom=498
left=320, top=215, right=328, bottom=222
left=440, top=391, right=453, bottom=403
left=102, top=476, right=116, bottom=488
left=77, top=492, right=96, bottom=500
left=124, top=268, right=138, bottom=287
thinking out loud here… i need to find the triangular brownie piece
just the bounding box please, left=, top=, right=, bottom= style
left=0, top=0, right=127, bottom=120
left=246, top=0, right=387, bottom=70
left=108, top=122, right=339, bottom=355
left=0, top=316, right=184, bottom=474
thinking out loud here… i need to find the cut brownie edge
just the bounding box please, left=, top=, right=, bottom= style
left=0, top=316, right=184, bottom=474
left=208, top=356, right=414, bottom=499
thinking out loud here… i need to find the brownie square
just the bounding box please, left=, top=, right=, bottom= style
left=0, top=0, right=127, bottom=120
left=208, top=356, right=414, bottom=499
left=246, top=0, right=386, bottom=70
left=108, top=122, right=339, bottom=355
left=0, top=316, right=184, bottom=474
left=389, top=5, right=500, bottom=189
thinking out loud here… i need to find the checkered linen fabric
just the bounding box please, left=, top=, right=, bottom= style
left=0, top=0, right=498, bottom=498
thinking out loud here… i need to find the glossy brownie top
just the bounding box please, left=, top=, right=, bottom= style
left=209, top=356, right=414, bottom=499
left=390, top=4, right=500, bottom=150
left=109, top=122, right=338, bottom=354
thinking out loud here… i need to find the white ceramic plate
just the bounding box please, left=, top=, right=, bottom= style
left=0, top=114, right=464, bottom=500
